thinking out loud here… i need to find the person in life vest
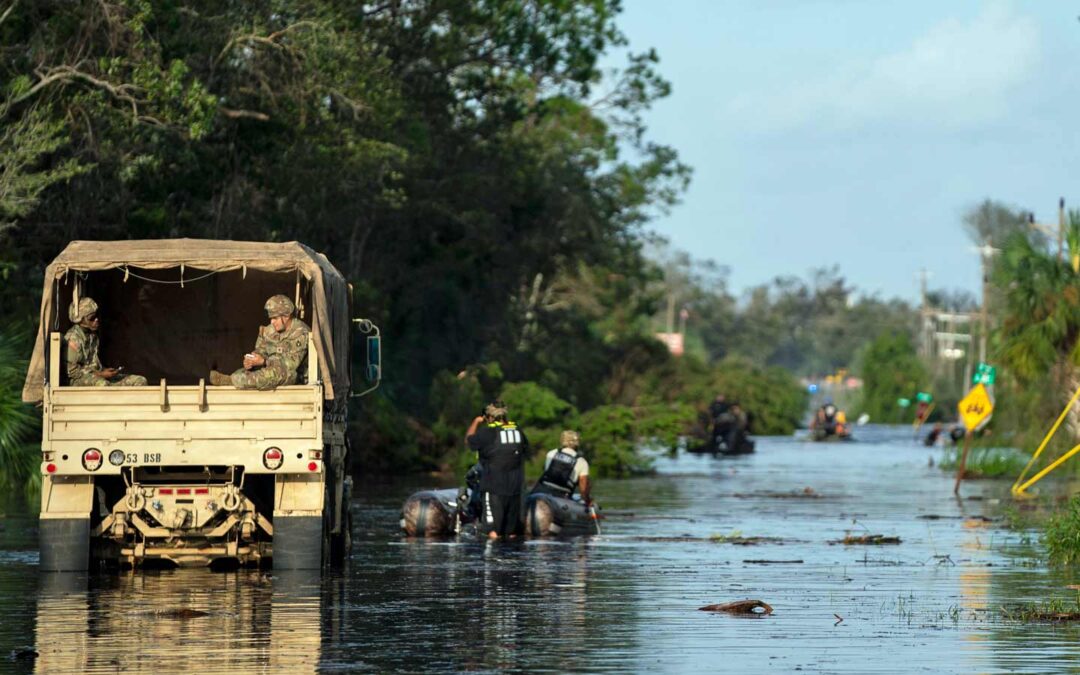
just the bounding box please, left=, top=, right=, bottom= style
left=834, top=410, right=848, bottom=436
left=531, top=430, right=591, bottom=504
left=466, top=400, right=529, bottom=540
left=811, top=400, right=839, bottom=435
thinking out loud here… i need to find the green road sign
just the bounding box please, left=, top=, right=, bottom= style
left=915, top=392, right=933, bottom=403
left=897, top=398, right=911, bottom=408
left=972, top=363, right=997, bottom=386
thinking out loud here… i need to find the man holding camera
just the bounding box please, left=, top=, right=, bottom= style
left=465, top=400, right=529, bottom=540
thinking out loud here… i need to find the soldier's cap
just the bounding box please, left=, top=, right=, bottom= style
left=68, top=297, right=99, bottom=323
left=560, top=430, right=580, bottom=449
left=264, top=294, right=296, bottom=318
left=484, top=400, right=508, bottom=421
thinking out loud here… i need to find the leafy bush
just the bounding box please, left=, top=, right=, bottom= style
left=578, top=403, right=695, bottom=477
left=1045, top=496, right=1080, bottom=565
left=0, top=328, right=38, bottom=493
left=499, top=381, right=577, bottom=428
left=671, top=355, right=806, bottom=435
left=350, top=393, right=426, bottom=474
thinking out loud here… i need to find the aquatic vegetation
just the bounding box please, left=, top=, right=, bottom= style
left=939, top=446, right=1028, bottom=478
left=1001, top=504, right=1050, bottom=532
left=1001, top=597, right=1080, bottom=622
left=1043, top=495, right=1080, bottom=565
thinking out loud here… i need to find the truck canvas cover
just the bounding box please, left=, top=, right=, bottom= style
left=23, top=239, right=351, bottom=406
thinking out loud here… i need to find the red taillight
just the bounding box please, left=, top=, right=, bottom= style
left=195, top=488, right=209, bottom=495
left=82, top=448, right=103, bottom=472
left=307, top=462, right=318, bottom=472
left=263, top=447, right=284, bottom=470
left=158, top=488, right=174, bottom=495
left=177, top=488, right=191, bottom=495
left=45, top=463, right=57, bottom=474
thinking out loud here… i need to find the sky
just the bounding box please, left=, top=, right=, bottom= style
left=613, top=0, right=1080, bottom=303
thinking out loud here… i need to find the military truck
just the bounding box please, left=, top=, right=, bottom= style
left=22, top=240, right=380, bottom=571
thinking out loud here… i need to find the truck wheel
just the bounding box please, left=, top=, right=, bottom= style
left=273, top=516, right=323, bottom=570
left=39, top=518, right=90, bottom=572
left=329, top=477, right=353, bottom=565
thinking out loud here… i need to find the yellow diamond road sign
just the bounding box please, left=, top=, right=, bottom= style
left=958, top=383, right=994, bottom=431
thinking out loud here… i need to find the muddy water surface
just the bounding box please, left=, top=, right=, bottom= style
left=2, top=425, right=1080, bottom=672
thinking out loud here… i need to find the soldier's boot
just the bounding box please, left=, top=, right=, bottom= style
left=209, top=370, right=232, bottom=386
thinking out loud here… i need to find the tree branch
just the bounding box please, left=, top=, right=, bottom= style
left=220, top=107, right=270, bottom=122
left=0, top=1, right=17, bottom=28
left=10, top=65, right=142, bottom=111
left=214, top=20, right=323, bottom=68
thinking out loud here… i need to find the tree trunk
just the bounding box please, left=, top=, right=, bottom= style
left=1057, top=363, right=1080, bottom=439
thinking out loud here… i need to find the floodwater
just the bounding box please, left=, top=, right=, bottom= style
left=3, top=425, right=1080, bottom=672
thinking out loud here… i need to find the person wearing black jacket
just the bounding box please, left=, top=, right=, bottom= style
left=465, top=400, right=529, bottom=540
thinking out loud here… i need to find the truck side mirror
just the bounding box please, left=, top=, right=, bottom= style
left=366, top=335, right=381, bottom=382
left=351, top=319, right=381, bottom=397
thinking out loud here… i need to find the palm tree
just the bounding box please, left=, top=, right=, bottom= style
left=0, top=327, right=38, bottom=492
left=994, top=213, right=1080, bottom=432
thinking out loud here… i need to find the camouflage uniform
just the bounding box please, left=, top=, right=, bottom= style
left=230, top=295, right=311, bottom=390
left=64, top=324, right=149, bottom=387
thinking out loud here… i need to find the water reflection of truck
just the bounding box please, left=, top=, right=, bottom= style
left=22, top=240, right=380, bottom=570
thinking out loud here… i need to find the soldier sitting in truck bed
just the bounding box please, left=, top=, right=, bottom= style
left=210, top=294, right=310, bottom=389
left=64, top=297, right=148, bottom=387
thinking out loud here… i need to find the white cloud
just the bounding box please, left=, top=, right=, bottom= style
left=728, top=2, right=1041, bottom=132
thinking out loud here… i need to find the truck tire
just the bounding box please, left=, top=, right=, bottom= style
left=39, top=518, right=90, bottom=572
left=329, top=477, right=353, bottom=565
left=273, top=516, right=323, bottom=570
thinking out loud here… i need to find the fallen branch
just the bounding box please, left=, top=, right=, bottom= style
left=834, top=534, right=902, bottom=545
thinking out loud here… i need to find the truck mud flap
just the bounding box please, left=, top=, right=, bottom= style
left=273, top=516, right=323, bottom=570
left=39, top=518, right=90, bottom=572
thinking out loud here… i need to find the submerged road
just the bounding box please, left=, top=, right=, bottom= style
left=1, top=424, right=1079, bottom=672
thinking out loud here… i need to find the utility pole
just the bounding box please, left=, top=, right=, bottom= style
left=918, top=268, right=930, bottom=359
left=665, top=292, right=675, bottom=334
left=980, top=237, right=991, bottom=364
left=1059, top=197, right=1066, bottom=263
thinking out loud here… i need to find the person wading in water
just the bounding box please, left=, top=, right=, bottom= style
left=466, top=401, right=529, bottom=540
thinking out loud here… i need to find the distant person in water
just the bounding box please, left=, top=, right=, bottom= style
left=811, top=401, right=839, bottom=435
left=924, top=423, right=944, bottom=447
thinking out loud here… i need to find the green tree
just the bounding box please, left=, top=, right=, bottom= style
left=856, top=330, right=928, bottom=422
left=990, top=216, right=1080, bottom=443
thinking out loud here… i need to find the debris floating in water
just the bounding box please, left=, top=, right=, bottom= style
left=833, top=534, right=902, bottom=545
left=699, top=600, right=774, bottom=616
left=733, top=487, right=826, bottom=500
